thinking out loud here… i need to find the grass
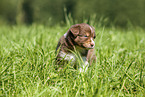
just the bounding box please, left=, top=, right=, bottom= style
left=0, top=24, right=145, bottom=96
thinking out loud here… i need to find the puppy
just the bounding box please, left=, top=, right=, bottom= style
left=56, top=23, right=96, bottom=72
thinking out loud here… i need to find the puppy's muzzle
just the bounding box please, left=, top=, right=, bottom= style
left=90, top=42, right=95, bottom=48
left=90, top=38, right=95, bottom=48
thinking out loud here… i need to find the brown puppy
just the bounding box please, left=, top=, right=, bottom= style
left=56, top=23, right=96, bottom=72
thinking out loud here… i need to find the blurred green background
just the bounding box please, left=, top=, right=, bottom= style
left=0, top=0, right=145, bottom=27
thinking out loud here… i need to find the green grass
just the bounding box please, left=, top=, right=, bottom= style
left=0, top=24, right=145, bottom=97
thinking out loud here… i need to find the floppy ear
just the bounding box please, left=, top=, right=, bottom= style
left=69, top=24, right=80, bottom=37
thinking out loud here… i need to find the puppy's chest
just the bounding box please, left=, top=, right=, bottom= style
left=59, top=51, right=87, bottom=64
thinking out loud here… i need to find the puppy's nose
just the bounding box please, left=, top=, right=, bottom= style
left=90, top=42, right=95, bottom=47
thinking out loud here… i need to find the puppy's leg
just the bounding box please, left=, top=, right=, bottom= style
left=87, top=49, right=96, bottom=65
left=79, top=57, right=89, bottom=72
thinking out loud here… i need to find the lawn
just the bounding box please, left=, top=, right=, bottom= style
left=0, top=24, right=145, bottom=96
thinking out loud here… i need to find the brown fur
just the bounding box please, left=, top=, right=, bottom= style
left=56, top=23, right=96, bottom=66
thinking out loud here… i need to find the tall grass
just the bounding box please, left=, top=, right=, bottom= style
left=0, top=24, right=145, bottom=96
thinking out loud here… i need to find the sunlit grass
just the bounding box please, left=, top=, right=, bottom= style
left=0, top=25, right=145, bottom=96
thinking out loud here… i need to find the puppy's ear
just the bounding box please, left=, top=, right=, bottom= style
left=70, top=24, right=80, bottom=37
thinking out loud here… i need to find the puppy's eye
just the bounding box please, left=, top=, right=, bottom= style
left=84, top=35, right=88, bottom=37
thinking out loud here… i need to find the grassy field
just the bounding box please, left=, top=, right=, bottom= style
left=0, top=24, right=145, bottom=96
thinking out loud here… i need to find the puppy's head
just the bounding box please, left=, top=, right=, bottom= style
left=69, top=23, right=96, bottom=49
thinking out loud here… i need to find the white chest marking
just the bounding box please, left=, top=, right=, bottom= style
left=59, top=51, right=89, bottom=72
left=59, top=51, right=76, bottom=63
